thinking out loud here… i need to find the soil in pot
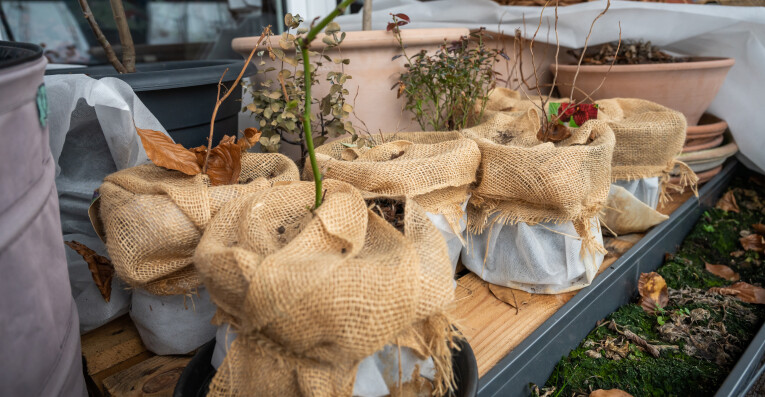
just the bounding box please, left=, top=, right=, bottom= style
left=533, top=170, right=765, bottom=396
left=367, top=198, right=406, bottom=233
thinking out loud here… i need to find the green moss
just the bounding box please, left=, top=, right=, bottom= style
left=541, top=171, right=765, bottom=397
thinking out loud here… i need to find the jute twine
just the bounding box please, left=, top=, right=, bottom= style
left=194, top=179, right=459, bottom=396
left=99, top=153, right=300, bottom=295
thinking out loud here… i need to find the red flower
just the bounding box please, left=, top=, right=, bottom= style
left=557, top=103, right=598, bottom=127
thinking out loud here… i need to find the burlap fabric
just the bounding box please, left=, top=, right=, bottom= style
left=193, top=179, right=458, bottom=397
left=486, top=88, right=698, bottom=203
left=461, top=104, right=615, bottom=256
left=99, top=153, right=300, bottom=295
left=308, top=132, right=480, bottom=231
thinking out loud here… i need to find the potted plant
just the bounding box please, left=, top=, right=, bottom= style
left=551, top=41, right=734, bottom=127
left=95, top=42, right=301, bottom=354
left=232, top=8, right=469, bottom=139
left=44, top=0, right=255, bottom=148
left=178, top=3, right=478, bottom=395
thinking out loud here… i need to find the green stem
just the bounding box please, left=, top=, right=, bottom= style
left=298, top=0, right=354, bottom=209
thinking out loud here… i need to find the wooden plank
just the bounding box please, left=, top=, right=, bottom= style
left=452, top=255, right=618, bottom=377
left=81, top=315, right=149, bottom=376
left=90, top=351, right=154, bottom=396
left=103, top=355, right=191, bottom=397
left=658, top=190, right=695, bottom=216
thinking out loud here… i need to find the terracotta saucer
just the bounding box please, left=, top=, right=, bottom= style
left=686, top=113, right=728, bottom=139
left=683, top=134, right=724, bottom=153
left=670, top=165, right=723, bottom=185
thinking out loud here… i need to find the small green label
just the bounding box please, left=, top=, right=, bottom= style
left=36, top=83, right=48, bottom=128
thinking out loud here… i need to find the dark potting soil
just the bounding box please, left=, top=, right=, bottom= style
left=570, top=41, right=691, bottom=66
left=367, top=198, right=406, bottom=233
left=536, top=170, right=765, bottom=397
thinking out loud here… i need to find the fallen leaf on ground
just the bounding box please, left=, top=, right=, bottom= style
left=489, top=284, right=531, bottom=311
left=731, top=250, right=745, bottom=258
left=590, top=389, right=634, bottom=397
left=705, top=263, right=740, bottom=282
left=753, top=224, right=765, bottom=234
left=206, top=135, right=242, bottom=186
left=638, top=272, right=669, bottom=314
left=136, top=127, right=201, bottom=176
left=740, top=234, right=765, bottom=252
left=710, top=282, right=765, bottom=304
left=64, top=241, right=113, bottom=302
left=715, top=191, right=739, bottom=213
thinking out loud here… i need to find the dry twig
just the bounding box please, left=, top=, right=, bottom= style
left=77, top=0, right=126, bottom=73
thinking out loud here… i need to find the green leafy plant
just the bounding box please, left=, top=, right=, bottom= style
left=245, top=12, right=357, bottom=164
left=390, top=14, right=504, bottom=131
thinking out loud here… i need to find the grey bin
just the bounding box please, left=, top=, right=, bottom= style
left=0, top=41, right=87, bottom=396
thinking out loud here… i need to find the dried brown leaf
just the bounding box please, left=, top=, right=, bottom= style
left=710, top=282, right=765, bottom=304
left=489, top=284, right=532, bottom=311
left=64, top=241, right=113, bottom=302
left=537, top=123, right=572, bottom=143
left=752, top=224, right=765, bottom=235
left=189, top=145, right=208, bottom=168
left=740, top=234, right=765, bottom=252
left=638, top=272, right=669, bottom=314
left=136, top=127, right=201, bottom=176
left=705, top=263, right=740, bottom=282
left=731, top=250, right=745, bottom=258
left=238, top=127, right=262, bottom=151
left=715, top=191, right=739, bottom=213
left=206, top=135, right=242, bottom=186
left=590, top=389, right=634, bottom=397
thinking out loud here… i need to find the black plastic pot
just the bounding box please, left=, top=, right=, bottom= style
left=46, top=60, right=255, bottom=148
left=174, top=338, right=479, bottom=397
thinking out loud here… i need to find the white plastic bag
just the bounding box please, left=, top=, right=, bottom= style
left=131, top=287, right=217, bottom=355
left=425, top=197, right=469, bottom=275
left=612, top=177, right=660, bottom=209
left=461, top=217, right=604, bottom=294
left=46, top=74, right=167, bottom=332
left=211, top=324, right=436, bottom=397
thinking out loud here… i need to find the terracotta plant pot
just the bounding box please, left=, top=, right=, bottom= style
left=671, top=165, right=722, bottom=185
left=232, top=28, right=468, bottom=159
left=482, top=32, right=557, bottom=97
left=551, top=57, right=734, bottom=125
left=683, top=135, right=724, bottom=153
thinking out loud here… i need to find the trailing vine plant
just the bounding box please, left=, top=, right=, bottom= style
left=390, top=15, right=507, bottom=131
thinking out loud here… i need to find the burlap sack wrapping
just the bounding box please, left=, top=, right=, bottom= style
left=462, top=106, right=615, bottom=258
left=193, top=180, right=459, bottom=397
left=309, top=132, right=481, bottom=272
left=487, top=88, right=698, bottom=204
left=99, top=153, right=300, bottom=295
left=309, top=132, right=480, bottom=226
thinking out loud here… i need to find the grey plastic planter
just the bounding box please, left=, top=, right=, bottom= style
left=476, top=160, right=742, bottom=397
left=46, top=60, right=255, bottom=148
left=0, top=40, right=87, bottom=396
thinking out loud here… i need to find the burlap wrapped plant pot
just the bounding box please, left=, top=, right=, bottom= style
left=460, top=105, right=615, bottom=293
left=486, top=88, right=698, bottom=235
left=307, top=132, right=481, bottom=274
left=194, top=179, right=460, bottom=396
left=98, top=152, right=300, bottom=354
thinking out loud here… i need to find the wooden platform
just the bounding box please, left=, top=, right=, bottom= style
left=80, top=191, right=695, bottom=395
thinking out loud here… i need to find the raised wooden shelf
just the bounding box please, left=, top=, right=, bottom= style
left=80, top=191, right=694, bottom=394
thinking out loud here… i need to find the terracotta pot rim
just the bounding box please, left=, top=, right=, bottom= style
left=679, top=141, right=738, bottom=163
left=232, top=28, right=470, bottom=56
left=687, top=115, right=728, bottom=137
left=551, top=57, right=735, bottom=73
left=683, top=135, right=724, bottom=153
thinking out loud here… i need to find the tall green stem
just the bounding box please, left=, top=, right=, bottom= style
left=298, top=0, right=355, bottom=209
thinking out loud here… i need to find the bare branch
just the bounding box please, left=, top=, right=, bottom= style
left=202, top=27, right=271, bottom=173
left=77, top=0, right=126, bottom=73
left=109, top=0, right=135, bottom=72
left=568, top=0, right=611, bottom=103
left=585, top=21, right=622, bottom=101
